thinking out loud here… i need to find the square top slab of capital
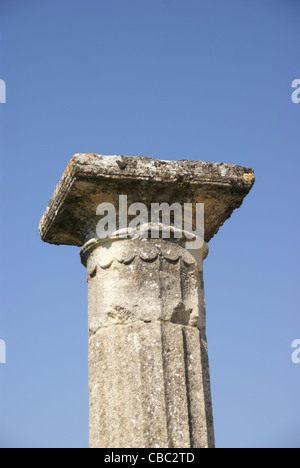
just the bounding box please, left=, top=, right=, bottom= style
left=39, top=154, right=255, bottom=247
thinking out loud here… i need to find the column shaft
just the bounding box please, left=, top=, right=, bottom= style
left=89, top=322, right=214, bottom=448
left=82, top=237, right=214, bottom=449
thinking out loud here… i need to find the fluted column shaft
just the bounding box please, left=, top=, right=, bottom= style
left=81, top=237, right=214, bottom=449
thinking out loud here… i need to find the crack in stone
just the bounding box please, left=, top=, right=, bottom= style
left=88, top=319, right=200, bottom=339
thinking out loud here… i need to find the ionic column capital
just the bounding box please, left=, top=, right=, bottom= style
left=81, top=236, right=208, bottom=332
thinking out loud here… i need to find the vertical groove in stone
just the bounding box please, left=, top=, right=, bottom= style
left=182, top=327, right=194, bottom=447
left=135, top=323, right=169, bottom=448
left=199, top=332, right=215, bottom=448
left=182, top=327, right=215, bottom=448
left=198, top=269, right=215, bottom=448
left=160, top=322, right=172, bottom=449
left=160, top=322, right=191, bottom=449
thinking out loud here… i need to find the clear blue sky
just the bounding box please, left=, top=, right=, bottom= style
left=0, top=0, right=299, bottom=448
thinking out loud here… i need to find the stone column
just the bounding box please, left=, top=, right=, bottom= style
left=81, top=233, right=213, bottom=448
left=39, top=154, right=255, bottom=449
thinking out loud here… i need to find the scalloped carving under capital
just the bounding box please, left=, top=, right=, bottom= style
left=83, top=237, right=208, bottom=330
left=81, top=237, right=208, bottom=272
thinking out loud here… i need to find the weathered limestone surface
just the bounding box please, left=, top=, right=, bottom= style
left=89, top=321, right=213, bottom=449
left=81, top=237, right=208, bottom=330
left=84, top=237, right=213, bottom=448
left=39, top=154, right=255, bottom=247
left=39, top=154, right=255, bottom=449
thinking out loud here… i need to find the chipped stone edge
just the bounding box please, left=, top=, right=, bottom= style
left=39, top=154, right=255, bottom=245
left=80, top=236, right=209, bottom=270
